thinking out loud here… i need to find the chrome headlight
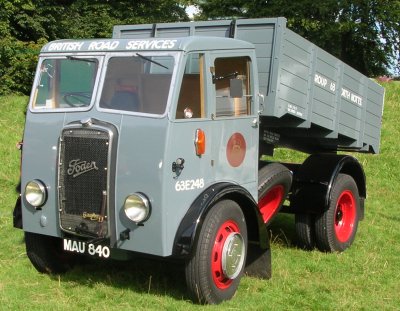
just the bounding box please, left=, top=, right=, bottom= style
left=25, top=180, right=47, bottom=208
left=124, top=193, right=151, bottom=224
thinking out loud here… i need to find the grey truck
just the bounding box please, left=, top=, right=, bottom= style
left=14, top=18, right=384, bottom=304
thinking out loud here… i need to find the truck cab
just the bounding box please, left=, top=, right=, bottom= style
left=22, top=36, right=261, bottom=256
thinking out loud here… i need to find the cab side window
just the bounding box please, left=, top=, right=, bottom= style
left=176, top=53, right=205, bottom=119
left=214, top=57, right=252, bottom=117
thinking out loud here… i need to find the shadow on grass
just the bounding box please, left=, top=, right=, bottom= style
left=267, top=213, right=298, bottom=249
left=57, top=256, right=190, bottom=302
left=24, top=213, right=300, bottom=302
left=15, top=228, right=189, bottom=300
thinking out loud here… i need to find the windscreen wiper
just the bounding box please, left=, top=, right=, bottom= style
left=66, top=56, right=97, bottom=63
left=136, top=53, right=169, bottom=70
left=213, top=71, right=239, bottom=83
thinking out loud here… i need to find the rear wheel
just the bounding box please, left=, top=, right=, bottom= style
left=25, top=232, right=75, bottom=274
left=314, top=174, right=360, bottom=252
left=185, top=200, right=247, bottom=304
left=258, top=163, right=292, bottom=224
left=295, top=213, right=316, bottom=250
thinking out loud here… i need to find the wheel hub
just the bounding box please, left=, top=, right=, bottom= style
left=334, top=190, right=356, bottom=243
left=336, top=207, right=343, bottom=222
left=221, top=232, right=245, bottom=279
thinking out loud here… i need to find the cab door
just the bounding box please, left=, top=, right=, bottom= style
left=209, top=53, right=259, bottom=197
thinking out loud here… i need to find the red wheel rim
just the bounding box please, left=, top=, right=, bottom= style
left=258, top=185, right=285, bottom=223
left=334, top=190, right=356, bottom=242
left=211, top=220, right=240, bottom=289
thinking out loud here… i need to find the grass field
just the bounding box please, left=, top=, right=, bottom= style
left=0, top=82, right=399, bottom=310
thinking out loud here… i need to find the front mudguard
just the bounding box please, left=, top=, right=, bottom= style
left=13, top=196, right=22, bottom=229
left=172, top=182, right=271, bottom=279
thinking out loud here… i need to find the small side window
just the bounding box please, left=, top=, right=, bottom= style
left=176, top=53, right=205, bottom=119
left=213, top=57, right=252, bottom=117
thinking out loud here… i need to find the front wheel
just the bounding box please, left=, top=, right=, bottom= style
left=185, top=200, right=247, bottom=304
left=314, top=174, right=360, bottom=252
left=25, top=232, right=75, bottom=274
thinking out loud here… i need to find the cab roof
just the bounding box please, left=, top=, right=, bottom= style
left=40, top=36, right=254, bottom=54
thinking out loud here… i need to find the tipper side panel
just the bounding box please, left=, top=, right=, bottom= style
left=262, top=27, right=384, bottom=154
left=264, top=29, right=313, bottom=121
left=364, top=81, right=384, bottom=153
left=233, top=19, right=283, bottom=103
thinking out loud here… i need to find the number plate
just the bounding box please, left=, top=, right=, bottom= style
left=63, top=238, right=110, bottom=258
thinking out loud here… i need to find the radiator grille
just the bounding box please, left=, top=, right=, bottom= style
left=59, top=128, right=109, bottom=238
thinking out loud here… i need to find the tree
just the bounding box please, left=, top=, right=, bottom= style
left=58, top=0, right=189, bottom=39
left=0, top=0, right=190, bottom=95
left=0, top=1, right=46, bottom=95
left=194, top=0, right=400, bottom=76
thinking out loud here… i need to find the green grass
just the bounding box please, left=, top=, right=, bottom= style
left=1, top=83, right=399, bottom=310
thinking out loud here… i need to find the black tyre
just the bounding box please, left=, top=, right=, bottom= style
left=314, top=174, right=360, bottom=252
left=295, top=213, right=316, bottom=250
left=258, top=163, right=292, bottom=224
left=25, top=232, right=75, bottom=274
left=185, top=200, right=247, bottom=304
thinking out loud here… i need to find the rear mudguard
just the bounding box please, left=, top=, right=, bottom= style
left=290, top=154, right=366, bottom=219
left=172, top=182, right=271, bottom=278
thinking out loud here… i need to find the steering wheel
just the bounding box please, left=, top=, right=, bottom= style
left=63, top=93, right=91, bottom=107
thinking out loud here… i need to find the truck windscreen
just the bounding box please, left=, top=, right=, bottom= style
left=99, top=55, right=174, bottom=115
left=33, top=57, right=99, bottom=109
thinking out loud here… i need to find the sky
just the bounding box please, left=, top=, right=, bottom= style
left=185, top=5, right=200, bottom=19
